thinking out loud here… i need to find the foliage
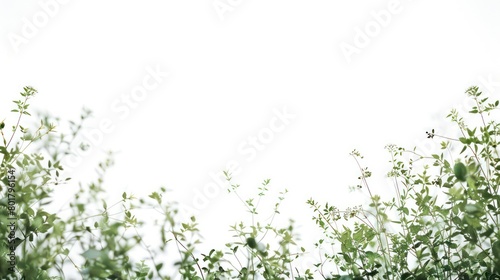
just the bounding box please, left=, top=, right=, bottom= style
left=1, top=85, right=500, bottom=279
left=308, top=86, right=500, bottom=279
left=0, top=87, right=306, bottom=279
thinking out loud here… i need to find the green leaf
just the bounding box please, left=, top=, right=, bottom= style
left=464, top=204, right=481, bottom=215
left=82, top=249, right=102, bottom=260
left=493, top=241, right=500, bottom=259
left=454, top=162, right=467, bottom=182
left=38, top=224, right=52, bottom=233
left=155, top=263, right=163, bottom=271
left=246, top=237, right=257, bottom=249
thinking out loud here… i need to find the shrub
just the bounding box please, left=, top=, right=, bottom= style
left=0, top=87, right=306, bottom=279
left=1, top=85, right=500, bottom=279
left=308, top=86, right=500, bottom=279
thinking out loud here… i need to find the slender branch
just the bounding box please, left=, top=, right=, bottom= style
left=173, top=231, right=205, bottom=280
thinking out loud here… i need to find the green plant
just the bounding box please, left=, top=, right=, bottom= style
left=308, top=86, right=500, bottom=279
left=3, top=85, right=500, bottom=279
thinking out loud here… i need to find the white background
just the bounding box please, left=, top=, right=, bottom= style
left=1, top=0, right=500, bottom=277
